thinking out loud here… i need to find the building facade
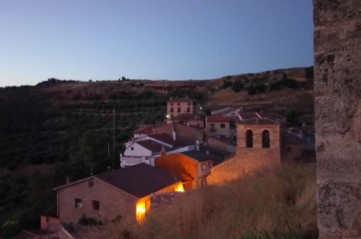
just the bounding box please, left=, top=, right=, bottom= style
left=54, top=164, right=184, bottom=224
left=167, top=98, right=197, bottom=118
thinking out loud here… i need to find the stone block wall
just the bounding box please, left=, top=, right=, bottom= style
left=208, top=122, right=281, bottom=184
left=57, top=178, right=136, bottom=224
left=314, top=0, right=361, bottom=238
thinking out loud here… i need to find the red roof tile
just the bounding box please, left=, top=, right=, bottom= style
left=207, top=115, right=230, bottom=123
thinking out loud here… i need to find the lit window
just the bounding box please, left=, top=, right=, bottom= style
left=136, top=201, right=146, bottom=223
left=175, top=183, right=185, bottom=192
left=92, top=200, right=100, bottom=210
left=75, top=198, right=82, bottom=208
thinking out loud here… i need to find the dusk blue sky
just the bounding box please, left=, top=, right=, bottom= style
left=0, top=0, right=313, bottom=87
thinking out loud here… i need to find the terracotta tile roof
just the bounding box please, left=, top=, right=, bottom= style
left=207, top=115, right=230, bottom=123
left=96, top=164, right=180, bottom=198
left=134, top=125, right=154, bottom=135
left=137, top=140, right=170, bottom=152
left=173, top=113, right=203, bottom=121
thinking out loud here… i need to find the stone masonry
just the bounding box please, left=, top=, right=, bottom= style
left=314, top=0, right=361, bottom=238
left=208, top=121, right=281, bottom=184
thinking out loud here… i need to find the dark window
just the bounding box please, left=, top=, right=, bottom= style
left=187, top=107, right=190, bottom=112
left=177, top=107, right=181, bottom=113
left=92, top=200, right=100, bottom=210
left=246, top=130, right=253, bottom=148
left=220, top=123, right=225, bottom=128
left=75, top=198, right=82, bottom=208
left=170, top=107, right=174, bottom=113
left=262, top=130, right=270, bottom=148
left=177, top=102, right=180, bottom=106
left=88, top=180, right=94, bottom=188
left=131, top=147, right=134, bottom=151
left=170, top=103, right=173, bottom=106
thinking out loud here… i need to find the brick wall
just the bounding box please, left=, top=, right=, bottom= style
left=314, top=0, right=361, bottom=238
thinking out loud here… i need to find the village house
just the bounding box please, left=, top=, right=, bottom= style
left=54, top=164, right=184, bottom=225
left=206, top=115, right=232, bottom=139
left=133, top=122, right=204, bottom=145
left=172, top=113, right=205, bottom=128
left=120, top=133, right=196, bottom=167
left=155, top=150, right=214, bottom=189
left=211, top=106, right=243, bottom=118
left=167, top=98, right=197, bottom=118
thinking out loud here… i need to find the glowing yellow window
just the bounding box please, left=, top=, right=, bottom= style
left=136, top=201, right=146, bottom=223
left=175, top=183, right=185, bottom=192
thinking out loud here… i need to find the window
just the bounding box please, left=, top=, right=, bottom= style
left=220, top=123, right=225, bottom=128
left=262, top=130, right=270, bottom=148
left=177, top=102, right=180, bottom=106
left=131, top=147, right=134, bottom=151
left=92, top=200, right=100, bottom=210
left=245, top=130, right=253, bottom=148
left=177, top=107, right=181, bottom=113
left=75, top=198, right=82, bottom=208
left=88, top=180, right=94, bottom=188
left=170, top=107, right=174, bottom=113
left=209, top=124, right=216, bottom=132
left=187, top=107, right=190, bottom=112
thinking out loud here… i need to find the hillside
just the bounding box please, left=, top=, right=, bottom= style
left=0, top=66, right=314, bottom=238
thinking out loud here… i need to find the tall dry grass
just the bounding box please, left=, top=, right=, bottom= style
left=80, top=164, right=317, bottom=239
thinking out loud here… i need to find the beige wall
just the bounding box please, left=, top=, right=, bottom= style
left=167, top=100, right=195, bottom=118
left=207, top=121, right=230, bottom=138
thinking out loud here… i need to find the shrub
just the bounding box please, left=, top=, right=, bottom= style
left=231, top=80, right=243, bottom=92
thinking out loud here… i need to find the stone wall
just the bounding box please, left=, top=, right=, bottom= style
left=208, top=122, right=281, bottom=184
left=314, top=0, right=361, bottom=238
left=57, top=178, right=137, bottom=224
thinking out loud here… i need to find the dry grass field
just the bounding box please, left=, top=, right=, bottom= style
left=80, top=163, right=317, bottom=239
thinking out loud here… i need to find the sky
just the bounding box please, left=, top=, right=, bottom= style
left=0, top=0, right=313, bottom=87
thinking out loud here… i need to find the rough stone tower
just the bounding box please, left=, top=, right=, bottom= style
left=314, top=0, right=361, bottom=238
left=236, top=119, right=281, bottom=171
